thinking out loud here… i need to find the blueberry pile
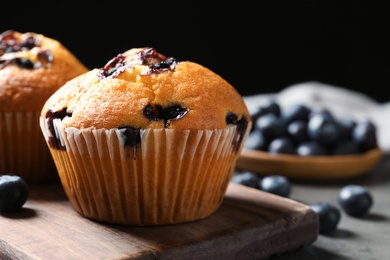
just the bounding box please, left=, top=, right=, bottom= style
left=245, top=99, right=378, bottom=156
left=231, top=171, right=374, bottom=234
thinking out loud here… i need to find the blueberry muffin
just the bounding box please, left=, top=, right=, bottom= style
left=0, top=30, right=88, bottom=183
left=40, top=47, right=251, bottom=226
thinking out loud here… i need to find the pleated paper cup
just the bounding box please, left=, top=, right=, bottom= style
left=0, top=112, right=57, bottom=183
left=40, top=117, right=250, bottom=226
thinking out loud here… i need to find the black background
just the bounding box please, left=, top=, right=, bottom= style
left=2, top=1, right=389, bottom=102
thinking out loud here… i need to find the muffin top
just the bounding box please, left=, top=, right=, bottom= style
left=0, top=30, right=88, bottom=112
left=41, top=47, right=250, bottom=131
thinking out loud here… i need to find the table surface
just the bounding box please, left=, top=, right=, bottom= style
left=1, top=156, right=388, bottom=260
left=269, top=152, right=390, bottom=260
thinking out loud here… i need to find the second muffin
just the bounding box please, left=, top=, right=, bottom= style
left=0, top=30, right=88, bottom=183
left=40, top=47, right=251, bottom=225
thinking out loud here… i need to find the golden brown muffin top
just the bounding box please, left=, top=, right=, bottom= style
left=42, top=47, right=251, bottom=131
left=0, top=30, right=88, bottom=112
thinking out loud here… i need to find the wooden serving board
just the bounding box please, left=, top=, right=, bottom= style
left=0, top=182, right=318, bottom=260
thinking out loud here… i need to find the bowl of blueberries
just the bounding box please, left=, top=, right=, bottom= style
left=237, top=98, right=383, bottom=181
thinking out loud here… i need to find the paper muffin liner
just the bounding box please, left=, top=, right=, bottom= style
left=0, top=112, right=57, bottom=183
left=40, top=117, right=250, bottom=226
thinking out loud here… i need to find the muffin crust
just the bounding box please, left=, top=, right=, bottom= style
left=42, top=47, right=250, bottom=130
left=0, top=30, right=88, bottom=112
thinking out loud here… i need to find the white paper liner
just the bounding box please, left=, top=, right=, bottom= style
left=0, top=112, right=56, bottom=183
left=40, top=117, right=250, bottom=225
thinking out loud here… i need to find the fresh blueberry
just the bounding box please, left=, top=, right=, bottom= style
left=260, top=175, right=291, bottom=197
left=309, top=109, right=334, bottom=120
left=281, top=103, right=311, bottom=125
left=308, top=113, right=341, bottom=146
left=296, top=141, right=329, bottom=156
left=331, top=140, right=360, bottom=155
left=231, top=171, right=261, bottom=189
left=244, top=129, right=268, bottom=151
left=255, top=113, right=286, bottom=140
left=0, top=175, right=29, bottom=213
left=337, top=117, right=357, bottom=139
left=251, top=99, right=281, bottom=123
left=268, top=137, right=295, bottom=154
left=338, top=185, right=373, bottom=217
left=287, top=120, right=309, bottom=143
left=352, top=120, right=378, bottom=152
left=309, top=202, right=341, bottom=234
left=258, top=98, right=281, bottom=116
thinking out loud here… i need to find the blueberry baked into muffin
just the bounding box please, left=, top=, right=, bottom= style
left=40, top=47, right=251, bottom=225
left=0, top=30, right=88, bottom=183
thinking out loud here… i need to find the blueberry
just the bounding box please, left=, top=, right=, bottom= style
left=309, top=202, right=341, bottom=234
left=287, top=120, right=309, bottom=143
left=296, top=141, right=329, bottom=156
left=258, top=99, right=281, bottom=116
left=309, top=109, right=333, bottom=120
left=244, top=129, right=268, bottom=151
left=352, top=120, right=378, bottom=152
left=281, top=103, right=311, bottom=125
left=250, top=99, right=281, bottom=123
left=231, top=171, right=261, bottom=189
left=143, top=104, right=189, bottom=127
left=260, top=175, right=291, bottom=197
left=337, top=117, right=357, bottom=139
left=268, top=137, right=295, bottom=154
left=307, top=113, right=341, bottom=146
left=0, top=175, right=29, bottom=213
left=338, top=185, right=373, bottom=217
left=331, top=140, right=360, bottom=155
left=255, top=113, right=286, bottom=140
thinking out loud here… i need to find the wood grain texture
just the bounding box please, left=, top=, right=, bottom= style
left=0, top=182, right=318, bottom=260
left=237, top=148, right=382, bottom=181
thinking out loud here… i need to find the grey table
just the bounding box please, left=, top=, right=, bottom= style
left=270, top=153, right=390, bottom=260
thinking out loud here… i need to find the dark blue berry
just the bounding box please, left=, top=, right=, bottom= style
left=352, top=120, right=378, bottom=152
left=309, top=109, right=333, bottom=120
left=257, top=99, right=281, bottom=116
left=307, top=113, right=341, bottom=146
left=287, top=120, right=309, bottom=143
left=231, top=171, right=261, bottom=189
left=255, top=113, right=286, bottom=140
left=260, top=175, right=291, bottom=197
left=338, top=185, right=373, bottom=217
left=331, top=140, right=360, bottom=155
left=310, top=202, right=341, bottom=234
left=143, top=104, right=189, bottom=127
left=296, top=141, right=329, bottom=156
left=0, top=175, right=29, bottom=213
left=14, top=57, right=34, bottom=69
left=337, top=117, right=357, bottom=139
left=268, top=137, right=295, bottom=154
left=244, top=129, right=268, bottom=151
left=281, top=103, right=311, bottom=125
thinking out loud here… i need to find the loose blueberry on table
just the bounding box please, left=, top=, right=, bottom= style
left=259, top=175, right=291, bottom=198
left=309, top=202, right=341, bottom=234
left=338, top=184, right=373, bottom=217
left=231, top=171, right=261, bottom=189
left=0, top=174, right=29, bottom=213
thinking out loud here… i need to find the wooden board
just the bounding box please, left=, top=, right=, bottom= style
left=0, top=182, right=318, bottom=260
